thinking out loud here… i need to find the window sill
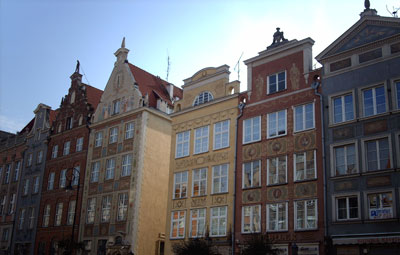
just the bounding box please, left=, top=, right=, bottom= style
left=213, top=146, right=229, bottom=152
left=328, top=119, right=357, bottom=128
left=364, top=218, right=397, bottom=223
left=211, top=192, right=229, bottom=196
left=361, top=168, right=395, bottom=176
left=265, top=229, right=288, bottom=233
left=170, top=237, right=185, bottom=240
left=330, top=173, right=360, bottom=180
left=294, top=228, right=318, bottom=232
left=241, top=231, right=262, bottom=235
left=267, top=133, right=287, bottom=140
left=209, top=234, right=227, bottom=238
left=191, top=194, right=207, bottom=198
left=193, top=150, right=209, bottom=156
left=172, top=197, right=187, bottom=201
left=175, top=154, right=190, bottom=160
left=267, top=182, right=288, bottom=187
left=359, top=111, right=390, bottom=121
left=293, top=127, right=315, bottom=134
left=294, top=178, right=317, bottom=184
left=243, top=139, right=262, bottom=145
left=242, top=186, right=262, bottom=191
left=267, top=88, right=288, bottom=96
left=333, top=220, right=362, bottom=224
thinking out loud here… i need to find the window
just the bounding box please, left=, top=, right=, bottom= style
left=27, top=154, right=33, bottom=166
left=2, top=228, right=9, bottom=242
left=86, top=198, right=96, bottom=224
left=170, top=211, right=186, bottom=239
left=84, top=240, right=92, bottom=252
left=67, top=200, right=76, bottom=225
left=55, top=203, right=63, bottom=226
left=396, top=81, right=400, bottom=109
left=332, top=94, right=354, bottom=123
left=33, top=176, right=40, bottom=193
left=95, top=132, right=103, bottom=147
left=76, top=137, right=83, bottom=152
left=117, top=193, right=128, bottom=221
left=72, top=166, right=80, bottom=186
left=8, top=193, right=16, bottom=214
left=78, top=114, right=83, bottom=126
left=214, top=120, right=229, bottom=150
left=333, top=144, right=357, bottom=176
left=90, top=162, right=100, bottom=183
left=190, top=208, right=206, bottom=237
left=47, top=172, right=55, bottom=190
left=210, top=206, right=227, bottom=237
left=242, top=205, right=261, bottom=233
left=176, top=131, right=190, bottom=158
left=18, top=208, right=26, bottom=230
left=109, top=127, right=118, bottom=144
left=4, top=164, right=10, bottom=184
left=294, top=150, right=316, bottom=181
left=243, top=116, right=261, bottom=144
left=362, top=85, right=386, bottom=117
left=63, top=141, right=70, bottom=156
left=121, top=154, right=132, bottom=177
left=193, top=91, right=213, bottom=106
left=212, top=164, right=228, bottom=194
left=101, top=196, right=112, bottom=222
left=336, top=196, right=359, bottom=220
left=267, top=156, right=287, bottom=185
left=37, top=151, right=43, bottom=164
left=368, top=192, right=393, bottom=219
left=23, top=179, right=30, bottom=195
left=192, top=168, right=207, bottom=196
left=173, top=171, right=188, bottom=199
left=52, top=145, right=58, bottom=159
left=268, top=110, right=287, bottom=138
left=43, top=204, right=50, bottom=227
left=125, top=122, right=134, bottom=139
left=194, top=126, right=209, bottom=154
left=13, top=161, right=20, bottom=181
left=58, top=169, right=67, bottom=188
left=294, top=103, right=314, bottom=132
left=364, top=137, right=391, bottom=171
left=268, top=71, right=286, bottom=94
left=267, top=202, right=288, bottom=231
left=295, top=199, right=317, bottom=230
left=66, top=117, right=73, bottom=130
left=242, top=160, right=261, bottom=188
left=0, top=196, right=5, bottom=215
left=112, top=99, right=120, bottom=115
left=105, top=158, right=116, bottom=180
left=29, top=207, right=35, bottom=229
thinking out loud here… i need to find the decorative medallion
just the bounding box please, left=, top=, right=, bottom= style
left=294, top=182, right=317, bottom=199
left=242, top=189, right=261, bottom=204
left=265, top=139, right=287, bottom=155
left=243, top=144, right=262, bottom=161
left=173, top=199, right=186, bottom=209
left=267, top=186, right=288, bottom=201
left=212, top=195, right=227, bottom=205
left=294, top=132, right=315, bottom=151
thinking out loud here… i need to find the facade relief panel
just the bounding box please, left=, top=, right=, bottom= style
left=242, top=189, right=261, bottom=204
left=243, top=144, right=262, bottom=161
left=294, top=132, right=316, bottom=152
left=172, top=199, right=187, bottom=209
left=363, top=120, right=388, bottom=135
left=107, top=143, right=117, bottom=156
left=334, top=180, right=359, bottom=192
left=366, top=175, right=391, bottom=188
left=123, top=139, right=133, bottom=152
left=84, top=225, right=93, bottom=237
left=175, top=151, right=228, bottom=170
left=332, top=127, right=354, bottom=141
left=294, top=182, right=317, bottom=199
left=265, top=139, right=287, bottom=156
left=103, top=182, right=113, bottom=193
left=266, top=186, right=288, bottom=201
left=92, top=147, right=101, bottom=159
left=191, top=197, right=207, bottom=207
left=212, top=194, right=228, bottom=205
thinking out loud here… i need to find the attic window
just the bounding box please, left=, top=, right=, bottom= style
left=70, top=91, right=75, bottom=104
left=112, top=100, right=120, bottom=115
left=193, top=91, right=213, bottom=106
left=66, top=117, right=73, bottom=130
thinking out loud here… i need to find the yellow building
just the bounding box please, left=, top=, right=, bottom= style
left=165, top=65, right=239, bottom=255
left=78, top=39, right=182, bottom=255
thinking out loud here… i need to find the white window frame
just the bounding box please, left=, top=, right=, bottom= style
left=267, top=155, right=287, bottom=185
left=43, top=204, right=50, bottom=227
left=176, top=131, right=190, bottom=158
left=33, top=176, right=40, bottom=193
left=90, top=161, right=100, bottom=183
left=125, top=122, right=134, bottom=139
left=121, top=154, right=132, bottom=177
left=294, top=102, right=315, bottom=132
left=190, top=208, right=206, bottom=238
left=210, top=206, right=227, bottom=237
left=54, top=203, right=63, bottom=226
left=52, top=145, right=58, bottom=159
left=212, top=164, right=228, bottom=194
left=63, top=141, right=70, bottom=156
left=101, top=196, right=112, bottom=222
left=173, top=171, right=188, bottom=199
left=13, top=161, right=20, bottom=181
left=365, top=190, right=395, bottom=220
left=105, top=158, right=116, bottom=180
left=47, top=172, right=55, bottom=190
left=18, top=208, right=26, bottom=230
left=67, top=200, right=76, bottom=225
left=242, top=160, right=261, bottom=189
left=194, top=125, right=209, bottom=154
left=193, top=91, right=214, bottom=106
left=243, top=116, right=261, bottom=144
left=170, top=210, right=186, bottom=239
left=109, top=127, right=118, bottom=144
left=23, top=179, right=30, bottom=196
left=192, top=168, right=207, bottom=197
left=59, top=169, right=67, bottom=188
left=117, top=193, right=128, bottom=221
left=330, top=92, right=355, bottom=124
left=267, top=71, right=286, bottom=94
left=361, top=134, right=392, bottom=172
left=213, top=120, right=230, bottom=150
left=294, top=150, right=317, bottom=182
left=330, top=141, right=359, bottom=177
left=333, top=193, right=361, bottom=221
left=241, top=205, right=261, bottom=233
left=266, top=202, right=288, bottom=232
left=294, top=199, right=318, bottom=230
left=95, top=132, right=103, bottom=147
left=267, top=109, right=287, bottom=138
left=360, top=83, right=388, bottom=117
left=28, top=207, right=35, bottom=229
left=86, top=198, right=96, bottom=224
left=76, top=137, right=83, bottom=152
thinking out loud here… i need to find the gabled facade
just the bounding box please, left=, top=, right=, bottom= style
left=164, top=65, right=240, bottom=255
left=79, top=39, right=182, bottom=255
left=235, top=34, right=324, bottom=255
left=11, top=103, right=56, bottom=255
left=34, top=69, right=102, bottom=255
left=316, top=5, right=400, bottom=255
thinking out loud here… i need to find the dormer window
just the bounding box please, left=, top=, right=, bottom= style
left=112, top=100, right=120, bottom=115
left=66, top=117, right=73, bottom=130
left=193, top=92, right=213, bottom=106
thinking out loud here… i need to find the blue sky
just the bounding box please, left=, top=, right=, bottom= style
left=1, top=0, right=398, bottom=133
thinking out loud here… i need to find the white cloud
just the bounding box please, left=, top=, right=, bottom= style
left=0, top=115, right=25, bottom=134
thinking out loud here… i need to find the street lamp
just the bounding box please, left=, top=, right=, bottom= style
left=64, top=167, right=80, bottom=254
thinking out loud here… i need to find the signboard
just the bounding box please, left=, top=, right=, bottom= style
left=369, top=208, right=392, bottom=219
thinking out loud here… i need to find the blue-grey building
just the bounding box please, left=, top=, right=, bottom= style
left=11, top=104, right=55, bottom=255
left=316, top=4, right=400, bottom=255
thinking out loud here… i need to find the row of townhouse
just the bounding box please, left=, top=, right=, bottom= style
left=0, top=3, right=399, bottom=255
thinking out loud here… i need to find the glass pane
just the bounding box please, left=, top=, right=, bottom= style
left=344, top=94, right=354, bottom=120
left=378, top=138, right=390, bottom=169
left=363, top=89, right=374, bottom=116
left=305, top=104, right=314, bottom=129
left=278, top=111, right=286, bottom=135
left=278, top=72, right=285, bottom=91
left=269, top=75, right=277, bottom=93
left=366, top=141, right=378, bottom=171
left=335, top=147, right=345, bottom=175
left=295, top=107, right=303, bottom=131
left=375, top=86, right=386, bottom=114
left=269, top=112, right=277, bottom=137
left=333, top=97, right=343, bottom=123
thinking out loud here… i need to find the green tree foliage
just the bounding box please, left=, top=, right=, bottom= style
left=240, top=234, right=276, bottom=255
left=172, top=238, right=219, bottom=255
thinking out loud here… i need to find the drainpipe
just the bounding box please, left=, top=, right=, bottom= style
left=232, top=101, right=246, bottom=255
left=312, top=77, right=328, bottom=249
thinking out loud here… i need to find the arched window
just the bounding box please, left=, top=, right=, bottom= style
left=193, top=91, right=213, bottom=106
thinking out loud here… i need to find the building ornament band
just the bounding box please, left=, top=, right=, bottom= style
left=175, top=151, right=228, bottom=169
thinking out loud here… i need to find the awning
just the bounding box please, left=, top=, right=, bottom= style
left=333, top=235, right=400, bottom=245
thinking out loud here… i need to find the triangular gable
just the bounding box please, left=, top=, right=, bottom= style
left=317, top=15, right=400, bottom=61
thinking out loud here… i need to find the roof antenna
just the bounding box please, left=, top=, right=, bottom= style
left=166, top=50, right=171, bottom=82
left=234, top=52, right=244, bottom=81
left=80, top=63, right=90, bottom=85
left=386, top=5, right=399, bottom=17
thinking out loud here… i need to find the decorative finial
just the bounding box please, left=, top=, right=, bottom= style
left=365, top=0, right=370, bottom=10
left=270, top=27, right=288, bottom=47
left=121, top=37, right=125, bottom=48
left=75, top=60, right=80, bottom=73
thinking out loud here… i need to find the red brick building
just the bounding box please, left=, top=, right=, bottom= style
left=235, top=35, right=324, bottom=255
left=35, top=69, right=102, bottom=255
